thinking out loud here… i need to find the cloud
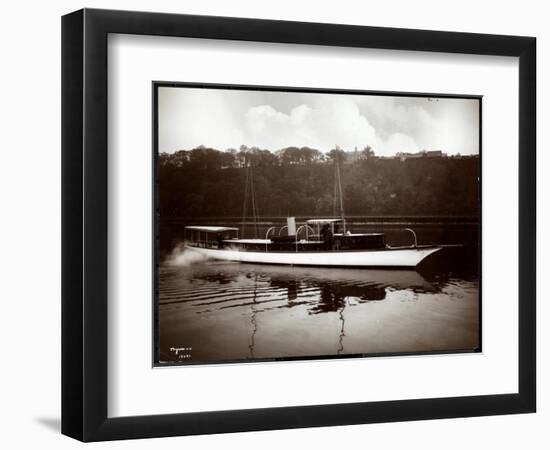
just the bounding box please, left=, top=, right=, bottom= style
left=158, top=87, right=479, bottom=155
left=381, top=133, right=420, bottom=154
left=243, top=98, right=420, bottom=156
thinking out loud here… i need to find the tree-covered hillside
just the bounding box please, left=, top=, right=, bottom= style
left=159, top=146, right=480, bottom=219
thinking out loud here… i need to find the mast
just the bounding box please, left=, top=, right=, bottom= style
left=241, top=157, right=260, bottom=239
left=333, top=149, right=346, bottom=233
left=241, top=164, right=249, bottom=238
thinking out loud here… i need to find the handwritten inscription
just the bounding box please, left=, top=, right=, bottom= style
left=170, top=346, right=193, bottom=360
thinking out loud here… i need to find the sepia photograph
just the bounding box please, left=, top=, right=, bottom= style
left=154, top=83, right=481, bottom=365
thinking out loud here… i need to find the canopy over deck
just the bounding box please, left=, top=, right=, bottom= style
left=306, top=218, right=343, bottom=224
left=185, top=226, right=239, bottom=233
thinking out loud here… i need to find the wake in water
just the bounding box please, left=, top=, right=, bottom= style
left=166, top=242, right=209, bottom=267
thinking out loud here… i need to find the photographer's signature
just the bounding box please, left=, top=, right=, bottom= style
left=170, top=346, right=192, bottom=360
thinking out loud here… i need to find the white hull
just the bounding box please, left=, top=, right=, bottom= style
left=185, top=244, right=441, bottom=268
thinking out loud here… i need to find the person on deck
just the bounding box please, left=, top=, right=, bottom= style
left=321, top=223, right=329, bottom=241
left=333, top=223, right=341, bottom=250
left=321, top=223, right=333, bottom=250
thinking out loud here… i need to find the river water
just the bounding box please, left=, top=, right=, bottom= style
left=157, top=234, right=480, bottom=364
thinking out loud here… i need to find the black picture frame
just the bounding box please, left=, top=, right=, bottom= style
left=62, top=8, right=536, bottom=442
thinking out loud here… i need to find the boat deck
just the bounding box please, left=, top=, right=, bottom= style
left=185, top=233, right=388, bottom=253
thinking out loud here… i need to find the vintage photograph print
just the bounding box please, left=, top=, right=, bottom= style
left=154, top=83, right=481, bottom=366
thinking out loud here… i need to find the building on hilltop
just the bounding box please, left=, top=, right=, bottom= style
left=396, top=149, right=447, bottom=161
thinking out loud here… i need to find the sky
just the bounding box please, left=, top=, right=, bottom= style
left=157, top=86, right=480, bottom=156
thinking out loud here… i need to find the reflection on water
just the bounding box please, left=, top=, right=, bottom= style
left=158, top=255, right=480, bottom=364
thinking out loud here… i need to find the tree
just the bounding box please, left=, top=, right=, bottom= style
left=157, top=144, right=480, bottom=219
left=328, top=147, right=346, bottom=164
left=362, top=145, right=375, bottom=160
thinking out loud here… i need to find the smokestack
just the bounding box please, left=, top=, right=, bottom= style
left=287, top=217, right=296, bottom=236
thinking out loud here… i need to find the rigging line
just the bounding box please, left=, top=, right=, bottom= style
left=333, top=157, right=338, bottom=218
left=335, top=156, right=346, bottom=233
left=250, top=163, right=259, bottom=239
left=241, top=163, right=249, bottom=238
